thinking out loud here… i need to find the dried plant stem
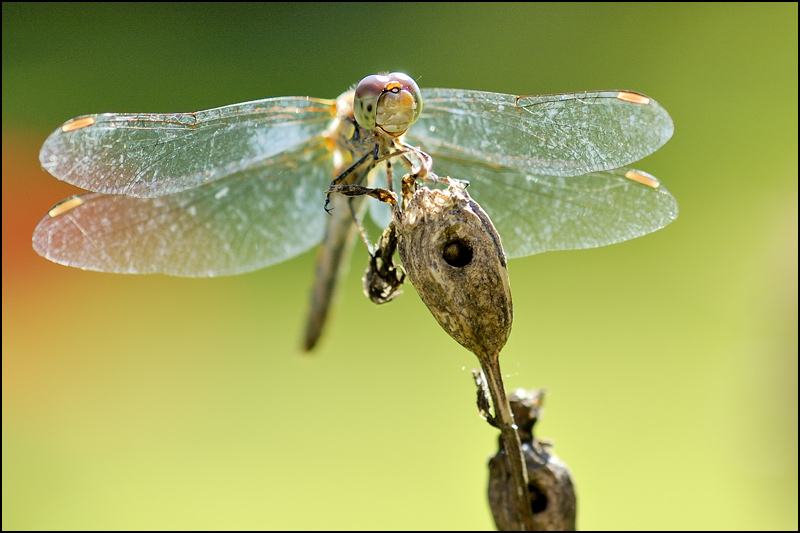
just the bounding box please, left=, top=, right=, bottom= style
left=479, top=354, right=536, bottom=531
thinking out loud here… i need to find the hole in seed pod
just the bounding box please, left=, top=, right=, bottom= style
left=442, top=238, right=473, bottom=268
left=529, top=481, right=548, bottom=513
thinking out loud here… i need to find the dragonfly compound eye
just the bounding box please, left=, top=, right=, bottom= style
left=395, top=180, right=513, bottom=360
left=354, top=72, right=422, bottom=136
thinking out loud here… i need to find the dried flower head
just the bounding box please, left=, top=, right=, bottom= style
left=395, top=180, right=513, bottom=360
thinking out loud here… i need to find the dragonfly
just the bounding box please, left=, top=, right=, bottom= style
left=33, top=72, right=677, bottom=350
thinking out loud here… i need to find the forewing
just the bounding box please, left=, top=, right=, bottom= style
left=33, top=140, right=334, bottom=276
left=429, top=156, right=678, bottom=257
left=39, top=97, right=335, bottom=198
left=411, top=89, right=673, bottom=177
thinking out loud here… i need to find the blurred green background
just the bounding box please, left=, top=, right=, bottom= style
left=3, top=3, right=796, bottom=530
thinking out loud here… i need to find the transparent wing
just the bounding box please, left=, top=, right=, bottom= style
left=33, top=140, right=334, bottom=276
left=39, top=97, right=335, bottom=198
left=429, top=156, right=678, bottom=257
left=410, top=89, right=673, bottom=177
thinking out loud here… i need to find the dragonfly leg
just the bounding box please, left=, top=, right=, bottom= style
left=345, top=197, right=376, bottom=256
left=399, top=140, right=433, bottom=181
left=385, top=159, right=394, bottom=191
left=326, top=184, right=397, bottom=205
left=324, top=146, right=378, bottom=213
left=324, top=141, right=424, bottom=213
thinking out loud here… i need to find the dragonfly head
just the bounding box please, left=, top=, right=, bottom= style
left=354, top=72, right=422, bottom=137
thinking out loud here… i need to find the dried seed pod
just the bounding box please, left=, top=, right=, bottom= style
left=488, top=389, right=576, bottom=531
left=395, top=181, right=513, bottom=360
